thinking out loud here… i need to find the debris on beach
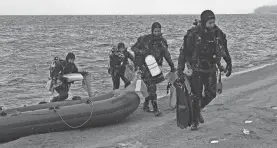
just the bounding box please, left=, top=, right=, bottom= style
left=210, top=140, right=219, bottom=144
left=117, top=140, right=148, bottom=148
left=209, top=138, right=226, bottom=144
left=271, top=106, right=277, bottom=110
left=243, top=129, right=250, bottom=135
left=118, top=143, right=128, bottom=147
left=244, top=120, right=252, bottom=124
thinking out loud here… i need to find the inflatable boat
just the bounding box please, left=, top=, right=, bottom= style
left=2, top=92, right=114, bottom=114
left=0, top=90, right=140, bottom=143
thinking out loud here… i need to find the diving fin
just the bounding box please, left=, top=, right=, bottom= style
left=165, top=72, right=178, bottom=110
left=174, top=77, right=192, bottom=129
left=168, top=85, right=177, bottom=110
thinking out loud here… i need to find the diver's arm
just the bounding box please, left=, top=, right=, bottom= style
left=222, top=33, right=232, bottom=65
left=109, top=53, right=119, bottom=68
left=73, top=64, right=78, bottom=73
left=221, top=32, right=232, bottom=76
left=131, top=36, right=147, bottom=55
left=127, top=51, right=134, bottom=62
left=162, top=38, right=175, bottom=71
left=184, top=31, right=194, bottom=65
left=131, top=37, right=142, bottom=54
left=177, top=36, right=187, bottom=75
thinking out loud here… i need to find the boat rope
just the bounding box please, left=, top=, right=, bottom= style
left=53, top=99, right=94, bottom=129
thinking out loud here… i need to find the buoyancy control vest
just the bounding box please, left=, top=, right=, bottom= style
left=189, top=26, right=227, bottom=72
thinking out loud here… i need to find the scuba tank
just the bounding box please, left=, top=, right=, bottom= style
left=46, top=56, right=61, bottom=92
left=145, top=55, right=165, bottom=84
left=49, top=57, right=60, bottom=77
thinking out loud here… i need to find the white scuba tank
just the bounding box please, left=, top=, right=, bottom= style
left=145, top=55, right=162, bottom=77
left=144, top=55, right=165, bottom=84
left=62, top=73, right=84, bottom=82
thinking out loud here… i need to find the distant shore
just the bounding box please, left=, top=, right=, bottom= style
left=254, top=5, right=277, bottom=14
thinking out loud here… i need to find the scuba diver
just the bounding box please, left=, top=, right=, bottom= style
left=49, top=52, right=79, bottom=102
left=108, top=42, right=134, bottom=90
left=131, top=22, right=176, bottom=117
left=177, top=10, right=232, bottom=130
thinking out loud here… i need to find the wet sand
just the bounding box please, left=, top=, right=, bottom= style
left=2, top=63, right=277, bottom=148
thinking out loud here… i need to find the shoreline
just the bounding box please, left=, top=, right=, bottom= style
left=223, top=62, right=275, bottom=79
left=2, top=62, right=277, bottom=147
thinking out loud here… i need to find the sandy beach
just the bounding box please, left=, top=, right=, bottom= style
left=2, top=63, right=277, bottom=148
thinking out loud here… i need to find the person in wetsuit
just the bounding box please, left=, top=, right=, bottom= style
left=177, top=10, right=232, bottom=130
left=50, top=52, right=79, bottom=102
left=109, top=42, right=134, bottom=90
left=131, top=22, right=176, bottom=117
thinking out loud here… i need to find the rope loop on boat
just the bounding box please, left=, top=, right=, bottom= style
left=53, top=99, right=94, bottom=129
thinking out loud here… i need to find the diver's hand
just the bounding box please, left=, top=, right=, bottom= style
left=138, top=49, right=147, bottom=55
left=225, top=63, right=232, bottom=77
left=170, top=67, right=176, bottom=72
left=185, top=62, right=192, bottom=69
left=176, top=72, right=185, bottom=83
left=135, top=70, right=142, bottom=79
left=174, top=77, right=184, bottom=88
left=166, top=82, right=172, bottom=94
left=184, top=62, right=193, bottom=76
left=69, top=81, right=74, bottom=84
left=80, top=71, right=89, bottom=76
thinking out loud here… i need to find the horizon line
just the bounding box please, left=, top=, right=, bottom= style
left=0, top=13, right=256, bottom=16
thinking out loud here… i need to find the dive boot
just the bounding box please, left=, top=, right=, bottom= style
left=154, top=110, right=162, bottom=117
left=143, top=100, right=151, bottom=112
left=199, top=113, right=204, bottom=124
left=152, top=100, right=162, bottom=117
left=190, top=122, right=199, bottom=131
left=124, top=82, right=131, bottom=88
